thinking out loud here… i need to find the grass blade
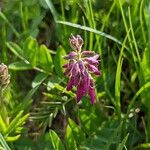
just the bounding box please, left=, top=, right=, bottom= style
left=127, top=82, right=150, bottom=114
left=44, top=0, right=58, bottom=22
left=117, top=133, right=129, bottom=150
left=115, top=30, right=129, bottom=117
left=0, top=11, right=20, bottom=38
left=57, top=20, right=124, bottom=46
left=0, top=133, right=11, bottom=150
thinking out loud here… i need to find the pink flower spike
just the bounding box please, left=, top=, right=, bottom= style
left=63, top=35, right=101, bottom=104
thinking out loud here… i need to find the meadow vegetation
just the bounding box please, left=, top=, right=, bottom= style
left=0, top=0, right=150, bottom=149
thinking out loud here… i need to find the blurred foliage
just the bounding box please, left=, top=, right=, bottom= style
left=0, top=0, right=150, bottom=149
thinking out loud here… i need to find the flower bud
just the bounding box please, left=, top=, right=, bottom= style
left=0, top=63, right=10, bottom=89
left=69, top=35, right=83, bottom=51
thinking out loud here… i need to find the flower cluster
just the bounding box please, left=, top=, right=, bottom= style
left=63, top=35, right=101, bottom=104
left=0, top=63, right=10, bottom=90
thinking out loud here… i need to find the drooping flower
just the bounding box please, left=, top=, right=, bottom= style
left=63, top=35, right=101, bottom=104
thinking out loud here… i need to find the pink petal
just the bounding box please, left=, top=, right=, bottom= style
left=78, top=60, right=86, bottom=75
left=66, top=73, right=80, bottom=91
left=71, top=62, right=79, bottom=76
left=81, top=71, right=89, bottom=93
left=85, top=54, right=99, bottom=63
left=73, top=73, right=80, bottom=86
left=64, top=51, right=77, bottom=60
left=64, top=60, right=76, bottom=76
left=88, top=79, right=95, bottom=104
left=92, top=54, right=99, bottom=60
left=85, top=57, right=99, bottom=65
left=63, top=63, right=69, bottom=68
left=66, top=77, right=74, bottom=91
left=81, top=51, right=95, bottom=57
left=76, top=82, right=84, bottom=102
left=87, top=64, right=101, bottom=75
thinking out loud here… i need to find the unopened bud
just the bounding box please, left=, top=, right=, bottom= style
left=0, top=63, right=10, bottom=88
left=69, top=35, right=83, bottom=51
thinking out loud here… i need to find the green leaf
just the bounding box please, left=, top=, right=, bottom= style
left=23, top=36, right=38, bottom=67
left=32, top=72, right=48, bottom=88
left=117, top=133, right=129, bottom=150
left=83, top=120, right=122, bottom=150
left=65, top=124, right=77, bottom=150
left=13, top=84, right=42, bottom=114
left=68, top=118, right=85, bottom=145
left=9, top=61, right=33, bottom=70
left=37, top=45, right=53, bottom=71
left=37, top=133, right=54, bottom=149
left=7, top=42, right=28, bottom=63
left=5, top=111, right=29, bottom=136
left=127, top=81, right=150, bottom=113
left=13, top=136, right=34, bottom=149
left=0, top=115, right=6, bottom=133
left=136, top=143, right=150, bottom=149
left=79, top=109, right=98, bottom=134
left=54, top=46, right=66, bottom=77
left=5, top=135, right=21, bottom=142
left=49, top=130, right=65, bottom=150
left=140, top=48, right=150, bottom=107
left=5, top=111, right=23, bottom=135
left=0, top=133, right=11, bottom=150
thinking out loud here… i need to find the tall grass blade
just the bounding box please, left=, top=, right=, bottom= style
left=115, top=30, right=129, bottom=117
left=0, top=11, right=20, bottom=38
left=0, top=133, right=11, bottom=150
left=117, top=133, right=129, bottom=150
left=44, top=0, right=58, bottom=22
left=57, top=21, right=124, bottom=46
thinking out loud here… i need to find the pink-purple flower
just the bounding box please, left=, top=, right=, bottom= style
left=63, top=35, right=101, bottom=104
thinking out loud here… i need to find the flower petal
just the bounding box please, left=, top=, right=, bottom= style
left=85, top=57, right=99, bottom=65
left=81, top=51, right=95, bottom=57
left=87, top=64, right=101, bottom=75
left=64, top=60, right=76, bottom=76
left=63, top=63, right=69, bottom=68
left=78, top=60, right=86, bottom=75
left=88, top=79, right=95, bottom=104
left=71, top=62, right=79, bottom=76
left=81, top=71, right=89, bottom=93
left=66, top=72, right=80, bottom=91
left=69, top=35, right=83, bottom=51
left=66, top=79, right=73, bottom=91
left=64, top=51, right=77, bottom=60
left=76, top=82, right=84, bottom=102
